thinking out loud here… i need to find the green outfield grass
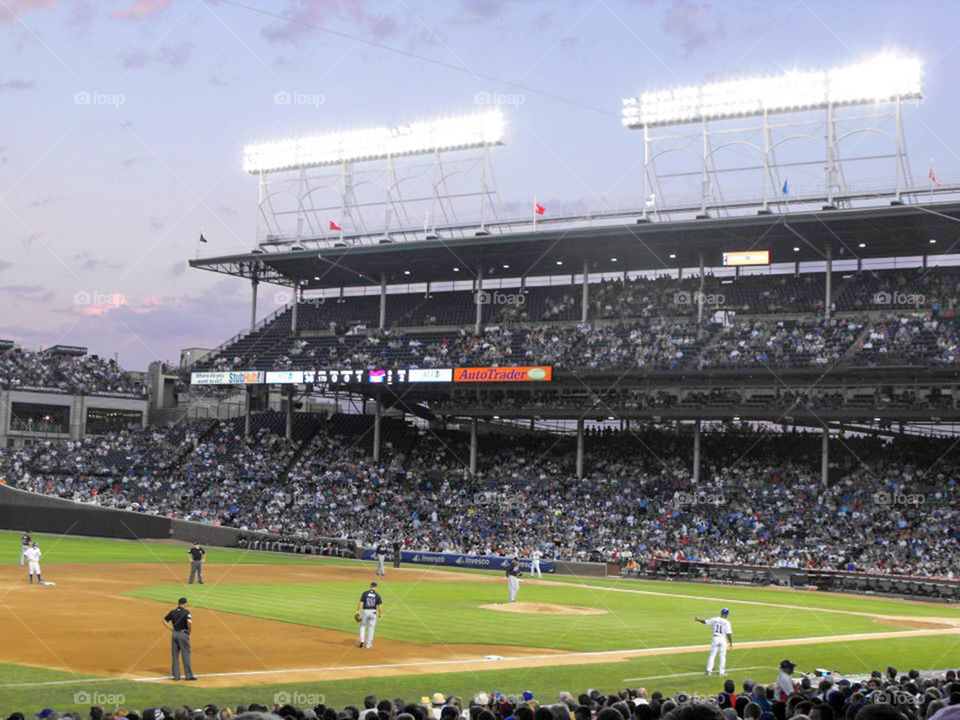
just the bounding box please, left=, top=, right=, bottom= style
left=127, top=579, right=927, bottom=651
left=2, top=531, right=960, bottom=715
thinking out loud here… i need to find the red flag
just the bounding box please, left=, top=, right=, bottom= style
left=929, top=163, right=943, bottom=188
left=534, top=202, right=546, bottom=215
left=329, top=219, right=342, bottom=231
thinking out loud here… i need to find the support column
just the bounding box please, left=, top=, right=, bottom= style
left=291, top=287, right=299, bottom=333
left=821, top=427, right=829, bottom=487
left=693, top=420, right=701, bottom=483
left=697, top=253, right=705, bottom=333
left=373, top=398, right=382, bottom=462
left=250, top=276, right=259, bottom=333
left=285, top=386, right=294, bottom=440
left=244, top=385, right=252, bottom=438
left=379, top=274, right=387, bottom=331
left=581, top=260, right=589, bottom=323
left=825, top=245, right=833, bottom=319
left=576, top=418, right=584, bottom=479
left=475, top=267, right=483, bottom=334
left=470, top=419, right=478, bottom=476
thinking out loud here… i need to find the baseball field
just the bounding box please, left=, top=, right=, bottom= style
left=2, top=531, right=960, bottom=714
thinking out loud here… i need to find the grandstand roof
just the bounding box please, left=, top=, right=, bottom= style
left=190, top=201, right=960, bottom=290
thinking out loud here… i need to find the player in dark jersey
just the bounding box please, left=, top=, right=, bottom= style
left=356, top=581, right=383, bottom=649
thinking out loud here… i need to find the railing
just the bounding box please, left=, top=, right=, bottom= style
left=184, top=302, right=293, bottom=370
left=246, top=175, right=960, bottom=252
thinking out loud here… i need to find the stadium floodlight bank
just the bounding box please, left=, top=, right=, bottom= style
left=623, top=52, right=925, bottom=218
left=243, top=110, right=505, bottom=174
left=243, top=110, right=505, bottom=247
left=621, top=52, right=922, bottom=128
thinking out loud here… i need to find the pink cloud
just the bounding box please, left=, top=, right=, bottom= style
left=0, top=0, right=56, bottom=24
left=112, top=0, right=172, bottom=21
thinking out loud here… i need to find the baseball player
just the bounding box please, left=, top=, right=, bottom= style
left=19, top=531, right=31, bottom=566
left=356, top=581, right=383, bottom=649
left=24, top=542, right=45, bottom=585
left=529, top=548, right=543, bottom=579
left=696, top=608, right=732, bottom=676
left=505, top=556, right=521, bottom=602
left=374, top=543, right=386, bottom=576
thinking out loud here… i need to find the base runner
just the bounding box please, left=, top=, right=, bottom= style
left=696, top=608, right=732, bottom=676
left=356, top=581, right=383, bottom=649
left=24, top=542, right=45, bottom=585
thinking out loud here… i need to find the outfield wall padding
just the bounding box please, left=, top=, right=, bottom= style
left=0, top=485, right=172, bottom=539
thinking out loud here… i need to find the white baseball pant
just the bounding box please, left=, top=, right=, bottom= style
left=706, top=638, right=727, bottom=675
left=20, top=546, right=27, bottom=566
left=376, top=554, right=385, bottom=575
left=530, top=559, right=542, bottom=578
left=507, top=575, right=520, bottom=602
left=359, top=610, right=378, bottom=648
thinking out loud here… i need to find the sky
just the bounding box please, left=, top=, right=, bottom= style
left=1, top=0, right=959, bottom=370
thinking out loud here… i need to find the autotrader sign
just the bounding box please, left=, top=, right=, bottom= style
left=360, top=548, right=554, bottom=573
left=453, top=366, right=552, bottom=382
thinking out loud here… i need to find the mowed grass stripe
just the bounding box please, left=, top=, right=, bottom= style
left=127, top=581, right=916, bottom=652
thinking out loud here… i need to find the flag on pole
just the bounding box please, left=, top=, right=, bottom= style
left=329, top=219, right=342, bottom=231
left=782, top=179, right=789, bottom=196
left=534, top=201, right=546, bottom=215
left=644, top=193, right=656, bottom=209
left=199, top=233, right=207, bottom=243
left=929, top=160, right=943, bottom=188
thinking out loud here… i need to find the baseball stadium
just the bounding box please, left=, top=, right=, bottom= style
left=3, top=3, right=960, bottom=720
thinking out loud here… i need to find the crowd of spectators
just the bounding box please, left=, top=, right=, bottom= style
left=11, top=665, right=960, bottom=720
left=3, top=418, right=958, bottom=578
left=0, top=348, right=145, bottom=396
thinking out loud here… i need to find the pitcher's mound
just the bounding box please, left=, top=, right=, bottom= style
left=480, top=602, right=607, bottom=616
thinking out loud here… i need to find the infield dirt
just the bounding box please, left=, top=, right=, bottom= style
left=2, top=563, right=959, bottom=690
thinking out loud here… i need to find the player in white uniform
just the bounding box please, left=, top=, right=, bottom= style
left=695, top=608, right=732, bottom=676
left=356, top=582, right=383, bottom=649
left=24, top=542, right=45, bottom=585
left=529, top=549, right=543, bottom=579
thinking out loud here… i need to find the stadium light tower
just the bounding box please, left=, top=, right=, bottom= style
left=622, top=52, right=924, bottom=218
left=244, top=110, right=506, bottom=247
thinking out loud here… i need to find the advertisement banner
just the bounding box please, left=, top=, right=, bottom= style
left=265, top=370, right=304, bottom=384
left=453, top=366, right=552, bottom=383
left=408, top=368, right=453, bottom=383
left=360, top=548, right=554, bottom=573
left=191, top=371, right=264, bottom=385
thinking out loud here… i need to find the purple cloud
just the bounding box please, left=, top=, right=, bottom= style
left=112, top=0, right=172, bottom=22
left=661, top=0, right=725, bottom=57
left=0, top=79, right=34, bottom=91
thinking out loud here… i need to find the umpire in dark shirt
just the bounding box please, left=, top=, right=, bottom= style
left=392, top=538, right=401, bottom=568
left=188, top=542, right=206, bottom=584
left=163, top=597, right=196, bottom=681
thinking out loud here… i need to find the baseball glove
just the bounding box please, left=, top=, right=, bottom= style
left=354, top=611, right=362, bottom=623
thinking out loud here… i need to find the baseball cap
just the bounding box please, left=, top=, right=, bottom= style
left=474, top=693, right=490, bottom=706
left=420, top=697, right=431, bottom=706
left=780, top=659, right=797, bottom=671
left=432, top=693, right=445, bottom=705
left=37, top=711, right=55, bottom=719
left=178, top=596, right=188, bottom=605
left=523, top=692, right=535, bottom=702
left=721, top=608, right=730, bottom=616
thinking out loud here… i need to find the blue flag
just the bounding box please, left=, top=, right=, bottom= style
left=782, top=179, right=789, bottom=196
